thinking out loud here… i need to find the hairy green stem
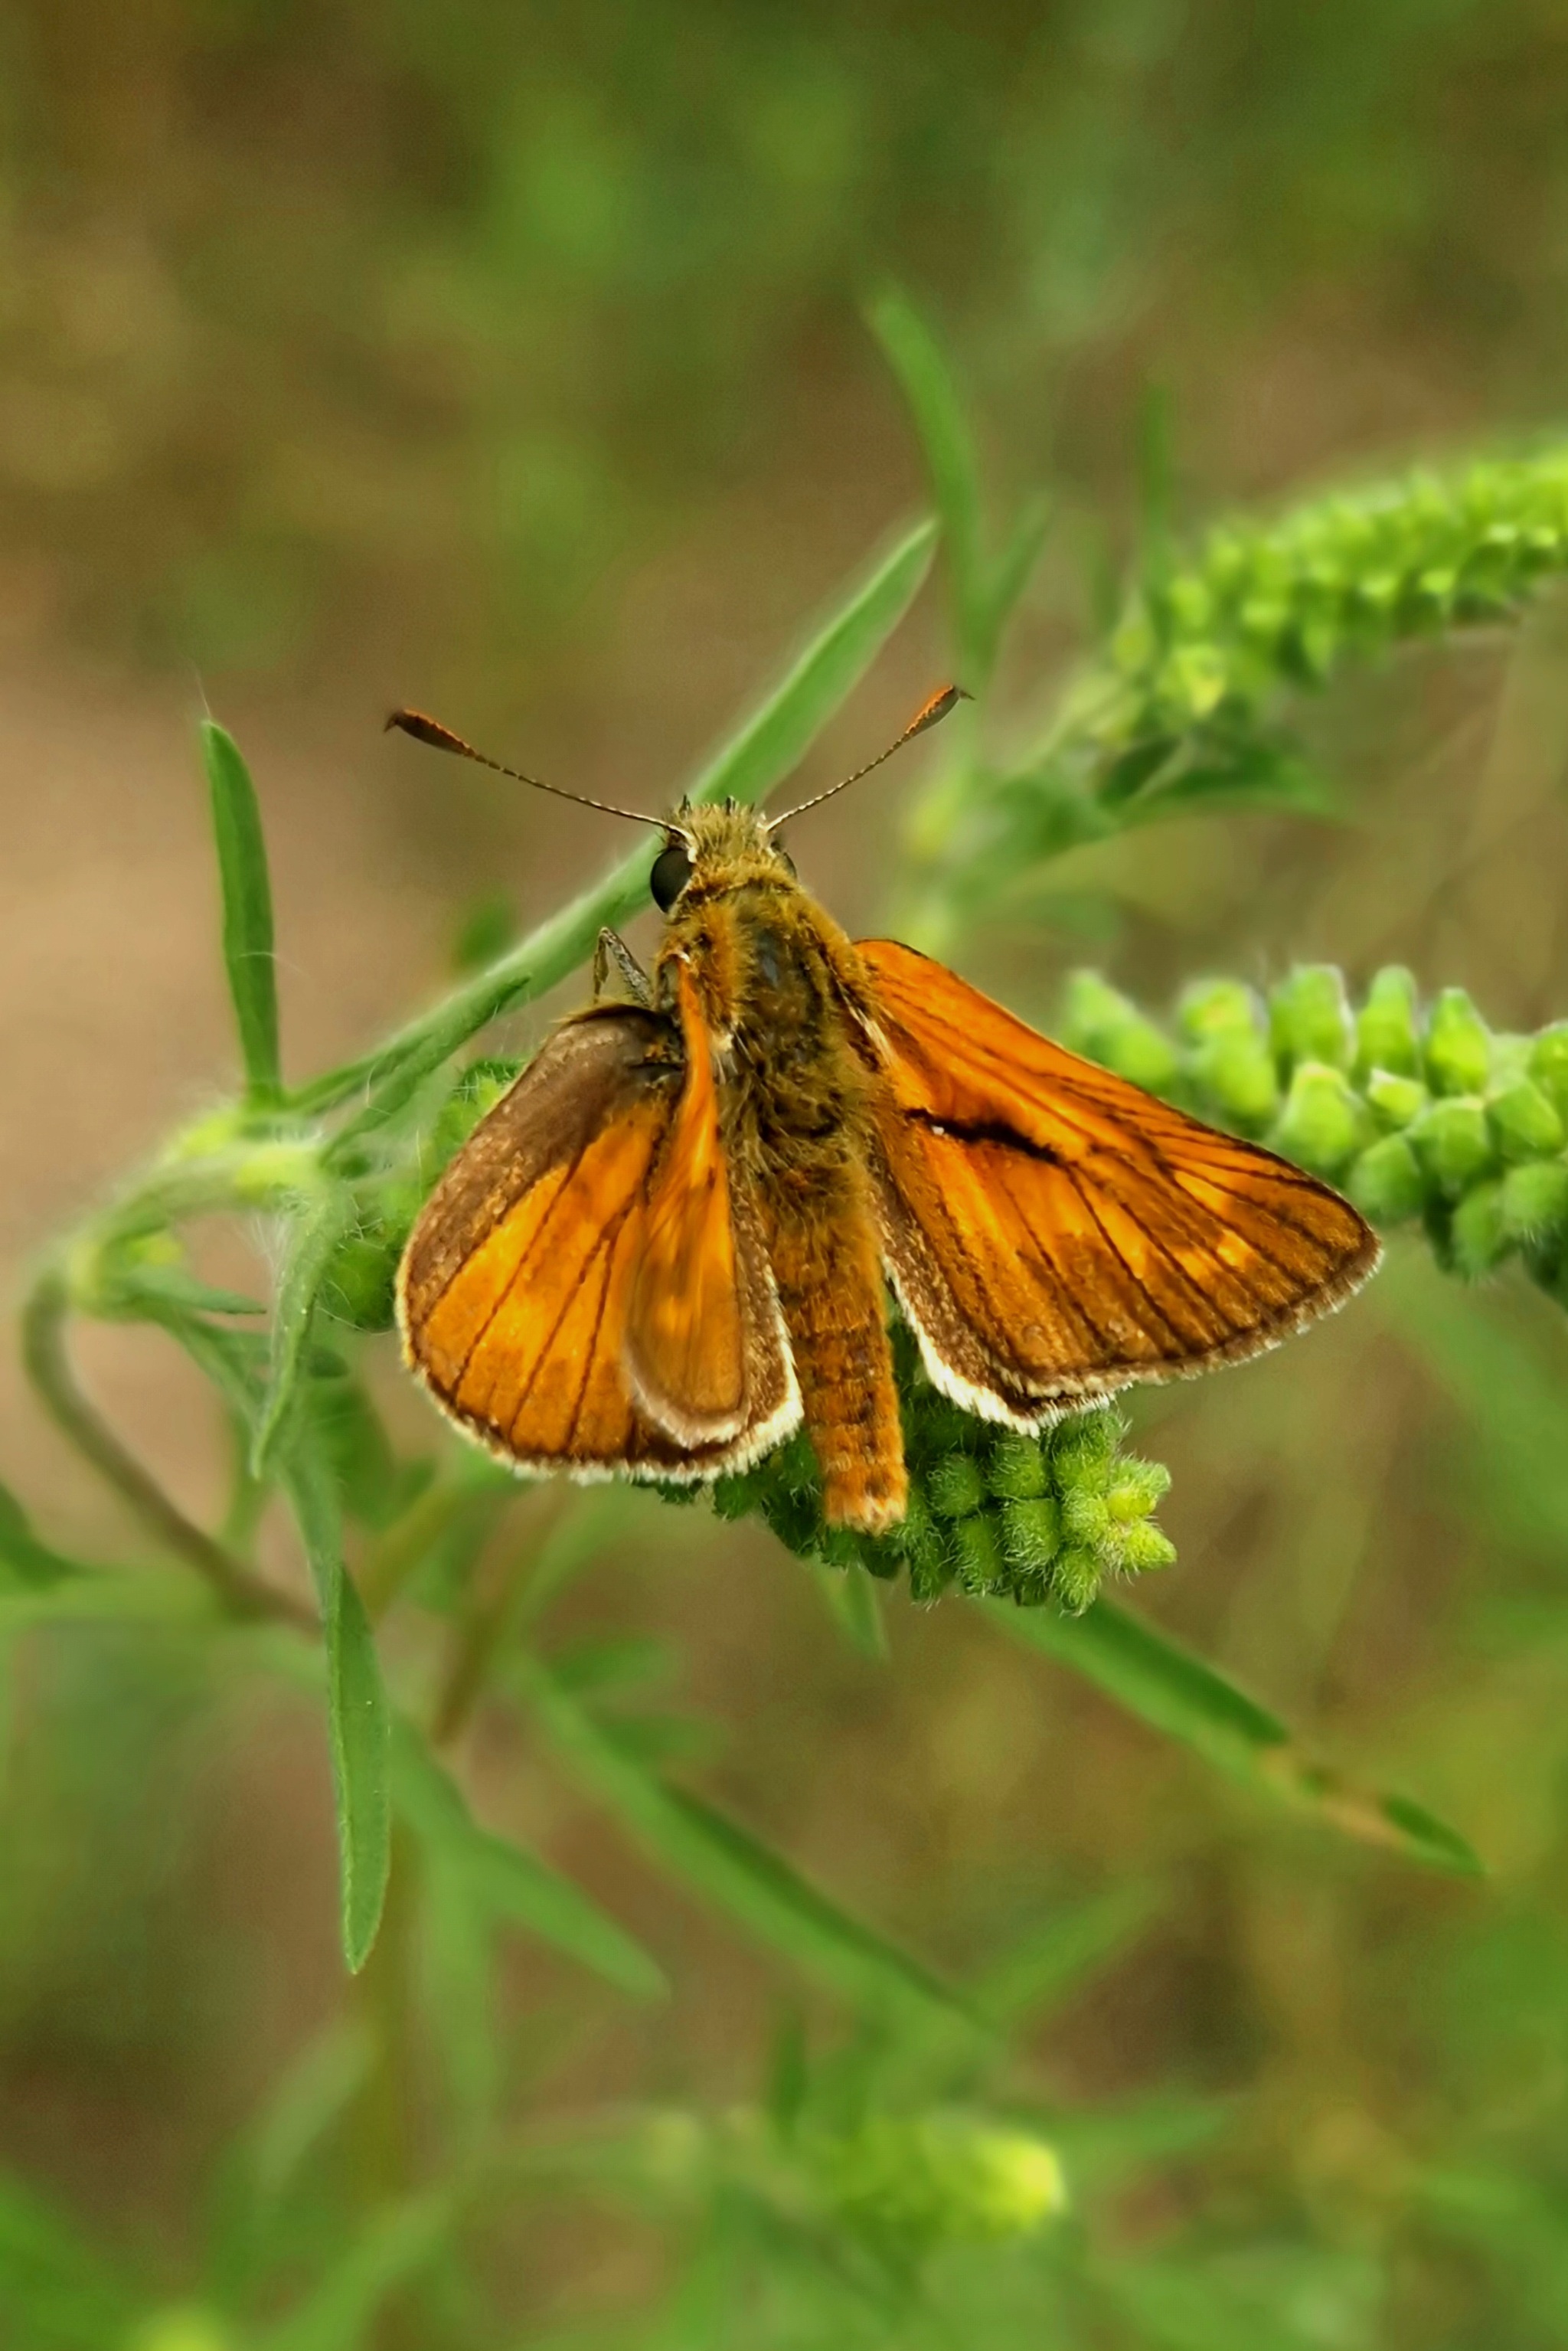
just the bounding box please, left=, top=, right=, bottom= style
left=21, top=1268, right=315, bottom=1631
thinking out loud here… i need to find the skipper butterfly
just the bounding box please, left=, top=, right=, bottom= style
left=390, top=689, right=1378, bottom=1534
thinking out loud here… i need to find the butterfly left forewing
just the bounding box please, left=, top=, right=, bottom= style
left=398, top=1001, right=798, bottom=1480
left=853, top=939, right=1379, bottom=1419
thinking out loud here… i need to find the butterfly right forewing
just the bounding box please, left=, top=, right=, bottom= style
left=854, top=939, right=1379, bottom=1421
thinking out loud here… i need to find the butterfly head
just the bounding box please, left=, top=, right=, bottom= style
left=650, top=800, right=797, bottom=912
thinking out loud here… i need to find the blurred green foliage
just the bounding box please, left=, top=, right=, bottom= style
left=10, top=5, right=1568, bottom=2347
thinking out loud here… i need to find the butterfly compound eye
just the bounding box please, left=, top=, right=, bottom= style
left=649, top=840, right=693, bottom=911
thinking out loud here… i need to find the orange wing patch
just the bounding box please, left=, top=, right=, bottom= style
left=626, top=966, right=750, bottom=1444
left=855, top=939, right=1379, bottom=1422
left=397, top=1004, right=799, bottom=1480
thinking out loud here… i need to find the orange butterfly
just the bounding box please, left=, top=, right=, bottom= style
left=391, top=691, right=1378, bottom=1534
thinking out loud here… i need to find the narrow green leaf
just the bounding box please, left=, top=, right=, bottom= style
left=975, top=1882, right=1162, bottom=2028
left=808, top=1561, right=888, bottom=1661
left=0, top=2170, right=142, bottom=2349
left=288, top=1457, right=390, bottom=1970
left=252, top=1185, right=358, bottom=1479
left=986, top=1597, right=1481, bottom=1875
left=983, top=489, right=1054, bottom=656
left=256, top=2192, right=452, bottom=2351
left=109, top=1269, right=265, bottom=1326
left=393, top=1724, right=665, bottom=1999
left=201, top=721, right=282, bottom=1107
left=518, top=1659, right=972, bottom=2022
left=318, top=519, right=936, bottom=1135
left=207, top=2019, right=374, bottom=2297
left=871, top=290, right=986, bottom=679
left=0, top=1479, right=89, bottom=1587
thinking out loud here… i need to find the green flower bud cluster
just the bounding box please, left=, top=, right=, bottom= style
left=318, top=1057, right=522, bottom=1330
left=1062, top=965, right=1568, bottom=1296
left=913, top=448, right=1568, bottom=916
left=710, top=1323, right=1174, bottom=1612
left=808, top=2111, right=1067, bottom=2248
left=1102, top=446, right=1568, bottom=751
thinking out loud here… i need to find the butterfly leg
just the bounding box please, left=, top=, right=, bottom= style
left=593, top=928, right=654, bottom=1006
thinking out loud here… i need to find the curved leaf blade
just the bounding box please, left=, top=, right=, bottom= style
left=201, top=720, right=282, bottom=1107
left=987, top=1597, right=1481, bottom=1876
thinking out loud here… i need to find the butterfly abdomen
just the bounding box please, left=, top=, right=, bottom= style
left=671, top=876, right=907, bottom=1527
left=760, top=1170, right=905, bottom=1532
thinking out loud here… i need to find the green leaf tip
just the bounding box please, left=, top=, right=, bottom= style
left=995, top=1598, right=1480, bottom=1875
left=200, top=720, right=282, bottom=1110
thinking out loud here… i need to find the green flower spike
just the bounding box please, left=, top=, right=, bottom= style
left=716, top=1324, right=1175, bottom=1616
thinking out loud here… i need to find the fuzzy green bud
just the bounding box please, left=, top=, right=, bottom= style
left=1449, top=1179, right=1512, bottom=1279
left=1364, top=1069, right=1428, bottom=1130
left=1061, top=972, right=1181, bottom=1094
left=1408, top=1097, right=1495, bottom=1200
left=1424, top=988, right=1492, bottom=1096
left=1115, top=1520, right=1178, bottom=1575
left=1178, top=976, right=1262, bottom=1041
left=1106, top=1460, right=1172, bottom=1521
left=817, top=2114, right=1067, bottom=2246
left=1355, top=965, right=1421, bottom=1077
left=1061, top=1486, right=1112, bottom=1548
left=318, top=1179, right=423, bottom=1330
left=1191, top=1030, right=1281, bottom=1131
left=1269, top=1061, right=1367, bottom=1176
left=985, top=1433, right=1049, bottom=1500
left=1501, top=1158, right=1568, bottom=1246
left=1269, top=965, right=1352, bottom=1072
left=947, top=1512, right=1004, bottom=1591
left=1049, top=1410, right=1119, bottom=1489
left=998, top=1496, right=1062, bottom=1571
left=926, top=1454, right=988, bottom=1521
left=1527, top=1022, right=1568, bottom=1121
left=1348, top=1134, right=1426, bottom=1224
left=1488, top=1077, right=1565, bottom=1162
left=1050, top=1543, right=1103, bottom=1614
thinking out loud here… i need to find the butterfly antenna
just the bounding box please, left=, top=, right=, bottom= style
left=385, top=708, right=665, bottom=830
left=766, top=684, right=970, bottom=831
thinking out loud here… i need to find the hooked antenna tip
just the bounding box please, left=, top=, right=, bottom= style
left=906, top=683, right=971, bottom=738
left=386, top=708, right=466, bottom=752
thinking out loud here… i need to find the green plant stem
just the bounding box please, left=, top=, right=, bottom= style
left=20, top=1268, right=315, bottom=1632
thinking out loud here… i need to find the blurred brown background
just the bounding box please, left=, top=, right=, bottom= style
left=8, top=3, right=1568, bottom=2342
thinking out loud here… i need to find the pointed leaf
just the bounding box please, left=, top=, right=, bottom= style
left=518, top=1659, right=972, bottom=2022
left=256, top=2193, right=452, bottom=2351
left=870, top=289, right=987, bottom=679
left=288, top=1457, right=390, bottom=1970
left=986, top=1597, right=1481, bottom=1875
left=394, top=1725, right=665, bottom=1999
left=201, top=721, right=282, bottom=1107
left=975, top=1882, right=1162, bottom=2027
left=0, top=1479, right=88, bottom=1588
left=808, top=1561, right=888, bottom=1661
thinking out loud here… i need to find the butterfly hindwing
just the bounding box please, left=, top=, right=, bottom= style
left=854, top=939, right=1379, bottom=1421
